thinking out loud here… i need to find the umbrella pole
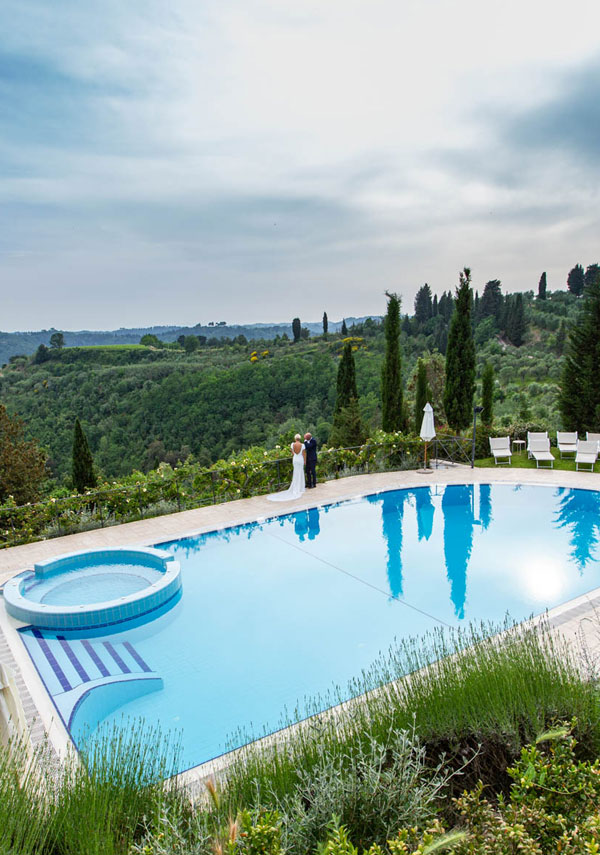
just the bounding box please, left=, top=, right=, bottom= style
left=424, top=441, right=428, bottom=470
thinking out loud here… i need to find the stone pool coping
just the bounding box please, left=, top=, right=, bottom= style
left=1, top=466, right=600, bottom=782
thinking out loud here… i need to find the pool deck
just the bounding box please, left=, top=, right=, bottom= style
left=2, top=465, right=600, bottom=777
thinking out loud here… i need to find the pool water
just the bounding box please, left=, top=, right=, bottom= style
left=19, top=483, right=600, bottom=771
left=25, top=563, right=163, bottom=606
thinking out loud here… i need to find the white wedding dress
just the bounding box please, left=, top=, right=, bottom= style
left=267, top=443, right=306, bottom=502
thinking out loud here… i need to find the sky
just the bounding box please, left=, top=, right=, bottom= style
left=1, top=0, right=599, bottom=331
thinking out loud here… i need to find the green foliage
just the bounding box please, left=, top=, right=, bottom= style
left=33, top=343, right=50, bottom=364
left=504, top=293, right=526, bottom=347
left=292, top=318, right=301, bottom=343
left=72, top=417, right=97, bottom=492
left=0, top=403, right=47, bottom=504
left=381, top=292, right=404, bottom=432
left=538, top=271, right=547, bottom=300
left=479, top=280, right=503, bottom=327
left=481, top=364, right=494, bottom=427
left=334, top=343, right=359, bottom=413
left=330, top=344, right=365, bottom=447
left=443, top=269, right=475, bottom=432
left=341, top=319, right=348, bottom=336
left=413, top=359, right=430, bottom=433
left=49, top=331, right=64, bottom=349
left=323, top=312, right=328, bottom=336
left=414, top=284, right=433, bottom=324
left=560, top=271, right=600, bottom=431
left=329, top=399, right=367, bottom=448
left=140, top=334, right=162, bottom=347
left=567, top=263, right=585, bottom=296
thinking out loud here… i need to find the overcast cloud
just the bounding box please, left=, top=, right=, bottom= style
left=1, top=0, right=599, bottom=330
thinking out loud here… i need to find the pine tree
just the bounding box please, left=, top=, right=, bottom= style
left=292, top=317, right=301, bottom=342
left=381, top=292, right=403, bottom=432
left=567, top=264, right=585, bottom=296
left=481, top=363, right=494, bottom=427
left=330, top=342, right=365, bottom=446
left=443, top=268, right=475, bottom=433
left=559, top=270, right=600, bottom=432
left=414, top=283, right=433, bottom=323
left=72, top=418, right=97, bottom=493
left=341, top=319, right=348, bottom=336
left=413, top=359, right=430, bottom=433
left=538, top=271, right=547, bottom=300
left=322, top=311, right=328, bottom=336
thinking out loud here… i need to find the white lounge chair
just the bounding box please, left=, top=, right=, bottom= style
left=527, top=431, right=548, bottom=458
left=576, top=440, right=598, bottom=472
left=556, top=431, right=578, bottom=458
left=489, top=437, right=512, bottom=466
left=586, top=432, right=600, bottom=452
left=529, top=438, right=554, bottom=469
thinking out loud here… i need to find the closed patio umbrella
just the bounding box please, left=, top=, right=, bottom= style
left=419, top=402, right=436, bottom=470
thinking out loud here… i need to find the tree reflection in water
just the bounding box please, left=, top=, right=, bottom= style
left=415, top=487, right=435, bottom=541
left=442, top=484, right=475, bottom=619
left=554, top=487, right=600, bottom=572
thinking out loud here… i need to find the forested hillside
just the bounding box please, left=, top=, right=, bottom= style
left=0, top=318, right=373, bottom=365
left=0, top=287, right=583, bottom=485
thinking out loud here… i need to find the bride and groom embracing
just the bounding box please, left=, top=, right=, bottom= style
left=267, top=432, right=318, bottom=502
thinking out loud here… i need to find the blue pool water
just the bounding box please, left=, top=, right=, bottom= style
left=19, top=483, right=600, bottom=771
left=25, top=563, right=162, bottom=606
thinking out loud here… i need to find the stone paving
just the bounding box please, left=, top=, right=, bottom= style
left=2, top=464, right=600, bottom=777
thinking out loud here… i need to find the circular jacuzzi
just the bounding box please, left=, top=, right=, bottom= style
left=4, top=547, right=181, bottom=630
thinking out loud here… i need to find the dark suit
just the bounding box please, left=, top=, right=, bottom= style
left=304, top=437, right=318, bottom=487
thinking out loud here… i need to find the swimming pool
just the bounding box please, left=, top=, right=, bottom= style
left=17, top=483, right=600, bottom=772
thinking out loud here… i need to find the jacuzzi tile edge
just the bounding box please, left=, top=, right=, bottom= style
left=4, top=549, right=181, bottom=630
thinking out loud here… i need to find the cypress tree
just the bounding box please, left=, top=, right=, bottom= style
left=443, top=268, right=475, bottom=433
left=567, top=264, right=585, bottom=296
left=432, top=293, right=439, bottom=316
left=292, top=317, right=301, bottom=342
left=381, top=292, right=403, bottom=432
left=322, top=311, right=328, bottom=336
left=505, top=293, right=526, bottom=346
left=330, top=342, right=365, bottom=446
left=341, top=319, right=348, bottom=336
left=480, top=280, right=503, bottom=326
left=481, top=363, right=494, bottom=427
left=414, top=283, right=433, bottom=323
left=413, top=359, right=430, bottom=433
left=538, top=271, right=547, bottom=300
left=72, top=418, right=97, bottom=493
left=559, top=270, right=600, bottom=432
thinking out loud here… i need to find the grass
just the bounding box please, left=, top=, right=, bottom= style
left=0, top=722, right=184, bottom=855
left=475, top=450, right=594, bottom=472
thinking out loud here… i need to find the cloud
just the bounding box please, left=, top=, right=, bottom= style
left=505, top=59, right=600, bottom=166
left=2, top=1, right=600, bottom=329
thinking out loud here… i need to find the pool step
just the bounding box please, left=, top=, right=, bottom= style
left=28, top=630, right=153, bottom=695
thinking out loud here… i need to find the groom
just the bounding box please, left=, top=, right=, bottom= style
left=304, top=432, right=318, bottom=488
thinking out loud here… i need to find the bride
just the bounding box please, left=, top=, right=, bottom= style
left=267, top=434, right=306, bottom=501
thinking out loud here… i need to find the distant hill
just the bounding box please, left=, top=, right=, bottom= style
left=0, top=317, right=379, bottom=365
